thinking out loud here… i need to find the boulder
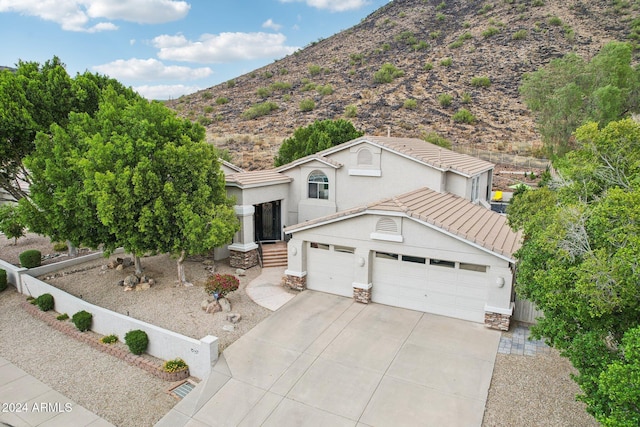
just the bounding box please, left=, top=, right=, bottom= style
left=123, top=275, right=139, bottom=287
left=116, top=279, right=124, bottom=286
left=219, top=297, right=231, bottom=312
left=136, top=283, right=151, bottom=291
left=226, top=313, right=242, bottom=324
left=115, top=264, right=124, bottom=271
left=122, top=257, right=134, bottom=268
left=148, top=278, right=155, bottom=286
left=236, top=268, right=246, bottom=276
left=222, top=325, right=235, bottom=332
left=205, top=301, right=222, bottom=314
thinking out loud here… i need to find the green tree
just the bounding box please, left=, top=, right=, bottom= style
left=0, top=204, right=25, bottom=244
left=0, top=57, right=138, bottom=201
left=507, top=118, right=640, bottom=424
left=274, top=119, right=363, bottom=166
left=520, top=42, right=640, bottom=156
left=83, top=90, right=238, bottom=283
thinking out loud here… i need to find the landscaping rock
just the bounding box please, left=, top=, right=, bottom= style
left=226, top=313, right=242, bottom=324
left=136, top=283, right=151, bottom=291
left=222, top=324, right=234, bottom=332
left=236, top=268, right=246, bottom=276
left=122, top=257, right=133, bottom=268
left=123, top=275, right=139, bottom=288
left=205, top=301, right=222, bottom=314
left=116, top=280, right=124, bottom=287
left=115, top=264, right=124, bottom=271
left=219, top=297, right=231, bottom=312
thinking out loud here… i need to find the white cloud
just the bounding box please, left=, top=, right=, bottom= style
left=279, top=0, right=369, bottom=12
left=0, top=0, right=189, bottom=32
left=153, top=32, right=298, bottom=63
left=134, top=84, right=201, bottom=100
left=93, top=58, right=212, bottom=81
left=262, top=18, right=282, bottom=31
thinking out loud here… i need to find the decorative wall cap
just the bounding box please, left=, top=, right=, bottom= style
left=484, top=304, right=513, bottom=315
left=228, top=242, right=259, bottom=252
left=352, top=282, right=373, bottom=290
left=284, top=270, right=307, bottom=278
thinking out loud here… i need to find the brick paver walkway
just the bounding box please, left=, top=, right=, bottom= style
left=498, top=324, right=551, bottom=356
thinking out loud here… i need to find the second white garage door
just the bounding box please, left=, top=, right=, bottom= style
left=371, top=252, right=488, bottom=323
left=306, top=243, right=354, bottom=298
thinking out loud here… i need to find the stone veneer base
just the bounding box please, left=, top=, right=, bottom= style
left=230, top=249, right=259, bottom=269
left=21, top=301, right=190, bottom=382
left=283, top=274, right=306, bottom=292
left=353, top=287, right=371, bottom=304
left=484, top=311, right=511, bottom=331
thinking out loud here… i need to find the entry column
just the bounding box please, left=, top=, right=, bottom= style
left=352, top=249, right=372, bottom=303
left=228, top=205, right=259, bottom=269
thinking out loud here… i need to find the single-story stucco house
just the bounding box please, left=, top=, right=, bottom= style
left=222, top=135, right=522, bottom=330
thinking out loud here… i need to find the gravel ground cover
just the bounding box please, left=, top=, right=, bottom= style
left=1, top=233, right=600, bottom=426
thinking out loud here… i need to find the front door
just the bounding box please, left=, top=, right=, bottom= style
left=254, top=200, right=281, bottom=241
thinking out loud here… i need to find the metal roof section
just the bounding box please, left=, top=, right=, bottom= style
left=225, top=170, right=292, bottom=189
left=285, top=187, right=522, bottom=261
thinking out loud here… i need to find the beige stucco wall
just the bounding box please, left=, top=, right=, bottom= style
left=288, top=213, right=514, bottom=313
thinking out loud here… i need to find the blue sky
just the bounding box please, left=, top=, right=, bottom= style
left=0, top=0, right=389, bottom=100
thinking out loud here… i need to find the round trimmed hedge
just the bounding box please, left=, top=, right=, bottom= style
left=125, top=329, right=149, bottom=355
left=19, top=249, right=42, bottom=268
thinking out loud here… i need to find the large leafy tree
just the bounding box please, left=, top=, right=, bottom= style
left=508, top=118, right=640, bottom=424
left=274, top=119, right=363, bottom=166
left=0, top=57, right=137, bottom=201
left=520, top=42, right=640, bottom=156
left=82, top=89, right=239, bottom=283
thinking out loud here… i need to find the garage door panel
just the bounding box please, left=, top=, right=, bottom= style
left=372, top=255, right=488, bottom=324
left=307, top=248, right=354, bottom=297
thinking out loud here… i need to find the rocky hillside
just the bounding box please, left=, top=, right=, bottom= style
left=166, top=0, right=637, bottom=170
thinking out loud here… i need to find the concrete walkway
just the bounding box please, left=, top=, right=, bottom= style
left=0, top=356, right=114, bottom=427
left=244, top=267, right=295, bottom=311
left=157, top=291, right=501, bottom=427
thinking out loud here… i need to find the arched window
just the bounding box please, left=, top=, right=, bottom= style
left=308, top=170, right=329, bottom=200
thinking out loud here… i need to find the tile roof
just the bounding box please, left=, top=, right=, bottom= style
left=285, top=187, right=522, bottom=261
left=275, top=154, right=343, bottom=172
left=354, top=136, right=494, bottom=176
left=226, top=170, right=292, bottom=188
left=220, top=159, right=244, bottom=173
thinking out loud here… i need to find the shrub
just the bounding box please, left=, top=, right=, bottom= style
left=197, top=116, right=212, bottom=126
left=373, top=63, right=404, bottom=84
left=256, top=87, right=272, bottom=99
left=548, top=16, right=562, bottom=26
left=19, top=250, right=41, bottom=268
left=512, top=29, right=528, bottom=40
left=395, top=31, right=417, bottom=46
left=413, top=41, right=429, bottom=51
left=270, top=81, right=292, bottom=92
left=203, top=106, right=214, bottom=114
left=438, top=93, right=453, bottom=107
left=440, top=57, right=452, bottom=67
left=449, top=40, right=464, bottom=49
left=308, top=64, right=322, bottom=76
left=215, top=97, right=229, bottom=105
left=56, top=313, right=69, bottom=321
left=435, top=1, right=446, bottom=11
left=403, top=99, right=418, bottom=109
left=471, top=76, right=491, bottom=88
left=423, top=62, right=434, bottom=71
left=100, top=334, right=118, bottom=344
left=436, top=13, right=445, bottom=21
left=72, top=310, right=93, bottom=332
left=125, top=330, right=149, bottom=355
left=201, top=92, right=213, bottom=100
left=430, top=31, right=441, bottom=39
left=299, top=99, right=315, bottom=112
left=205, top=274, right=240, bottom=298
left=479, top=3, right=494, bottom=14
left=345, top=104, right=358, bottom=118
left=163, top=358, right=188, bottom=373
left=482, top=26, right=500, bottom=37
left=36, top=293, right=54, bottom=312
left=452, top=108, right=477, bottom=124
left=0, top=269, right=6, bottom=292
left=241, top=102, right=278, bottom=120
left=263, top=71, right=273, bottom=79
left=317, top=84, right=333, bottom=96
left=459, top=32, right=473, bottom=41
left=226, top=79, right=236, bottom=88
left=461, top=92, right=472, bottom=104
left=423, top=131, right=452, bottom=149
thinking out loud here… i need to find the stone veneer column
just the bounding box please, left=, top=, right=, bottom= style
left=283, top=271, right=306, bottom=291
left=229, top=248, right=259, bottom=269
left=352, top=283, right=372, bottom=304
left=484, top=311, right=511, bottom=331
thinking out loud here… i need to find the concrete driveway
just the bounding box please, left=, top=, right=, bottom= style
left=157, top=291, right=500, bottom=427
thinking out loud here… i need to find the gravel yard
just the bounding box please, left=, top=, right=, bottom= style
left=0, top=233, right=600, bottom=426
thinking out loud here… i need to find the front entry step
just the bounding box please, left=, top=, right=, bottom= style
left=261, top=242, right=288, bottom=268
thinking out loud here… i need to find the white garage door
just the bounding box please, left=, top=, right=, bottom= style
left=372, top=253, right=487, bottom=323
left=306, top=243, right=354, bottom=298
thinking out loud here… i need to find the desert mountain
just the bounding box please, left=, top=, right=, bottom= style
left=166, top=0, right=637, bottom=170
